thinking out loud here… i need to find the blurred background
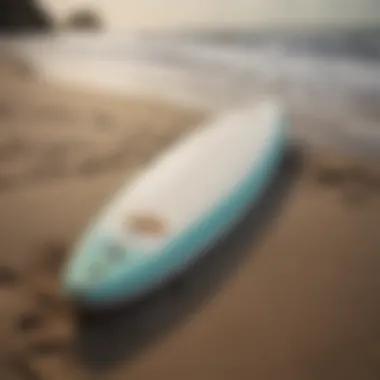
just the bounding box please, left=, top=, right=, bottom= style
left=1, top=2, right=380, bottom=380
left=38, top=0, right=380, bottom=30
left=2, top=0, right=380, bottom=156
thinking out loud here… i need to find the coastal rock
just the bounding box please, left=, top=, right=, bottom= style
left=63, top=9, right=102, bottom=31
left=0, top=0, right=51, bottom=32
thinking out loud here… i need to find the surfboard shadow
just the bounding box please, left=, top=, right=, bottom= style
left=75, top=144, right=304, bottom=371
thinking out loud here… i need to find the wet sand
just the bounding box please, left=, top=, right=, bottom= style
left=1, top=58, right=380, bottom=380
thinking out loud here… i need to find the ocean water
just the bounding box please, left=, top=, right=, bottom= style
left=141, top=28, right=380, bottom=97
left=152, top=28, right=380, bottom=62
left=128, top=28, right=380, bottom=155
left=5, top=28, right=380, bottom=157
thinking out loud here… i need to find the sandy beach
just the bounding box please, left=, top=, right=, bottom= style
left=0, top=55, right=380, bottom=380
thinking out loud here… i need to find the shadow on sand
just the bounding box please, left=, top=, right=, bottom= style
left=75, top=144, right=304, bottom=372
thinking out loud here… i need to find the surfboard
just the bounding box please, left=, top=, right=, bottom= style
left=61, top=100, right=287, bottom=307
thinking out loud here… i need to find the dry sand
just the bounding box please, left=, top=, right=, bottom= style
left=0, top=56, right=380, bottom=380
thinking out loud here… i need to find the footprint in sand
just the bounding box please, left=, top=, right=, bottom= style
left=38, top=241, right=68, bottom=274
left=0, top=101, right=12, bottom=120
left=7, top=354, right=40, bottom=380
left=28, top=158, right=68, bottom=182
left=6, top=240, right=76, bottom=380
left=340, top=166, right=380, bottom=205
left=316, top=167, right=346, bottom=187
left=0, top=176, right=16, bottom=192
left=28, top=340, right=71, bottom=357
left=16, top=311, right=46, bottom=333
left=93, top=112, right=116, bottom=131
left=364, top=169, right=380, bottom=192
left=341, top=181, right=368, bottom=205
left=315, top=157, right=380, bottom=205
left=31, top=105, right=74, bottom=126
left=0, top=265, right=18, bottom=286
left=77, top=156, right=107, bottom=176
left=0, top=138, right=29, bottom=161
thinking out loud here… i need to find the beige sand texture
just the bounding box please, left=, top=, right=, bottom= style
left=0, top=54, right=380, bottom=380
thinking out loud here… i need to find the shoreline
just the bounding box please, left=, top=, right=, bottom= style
left=3, top=34, right=380, bottom=162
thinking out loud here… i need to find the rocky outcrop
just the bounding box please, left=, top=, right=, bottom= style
left=63, top=9, right=102, bottom=31
left=0, top=0, right=52, bottom=32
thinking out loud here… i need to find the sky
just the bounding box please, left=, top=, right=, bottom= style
left=38, top=0, right=380, bottom=30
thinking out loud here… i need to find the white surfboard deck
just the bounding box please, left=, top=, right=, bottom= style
left=62, top=99, right=287, bottom=306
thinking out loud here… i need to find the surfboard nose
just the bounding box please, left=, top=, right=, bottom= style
left=62, top=274, right=87, bottom=299
left=61, top=261, right=94, bottom=303
left=61, top=232, right=129, bottom=300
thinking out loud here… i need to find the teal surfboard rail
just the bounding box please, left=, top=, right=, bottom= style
left=61, top=112, right=287, bottom=306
